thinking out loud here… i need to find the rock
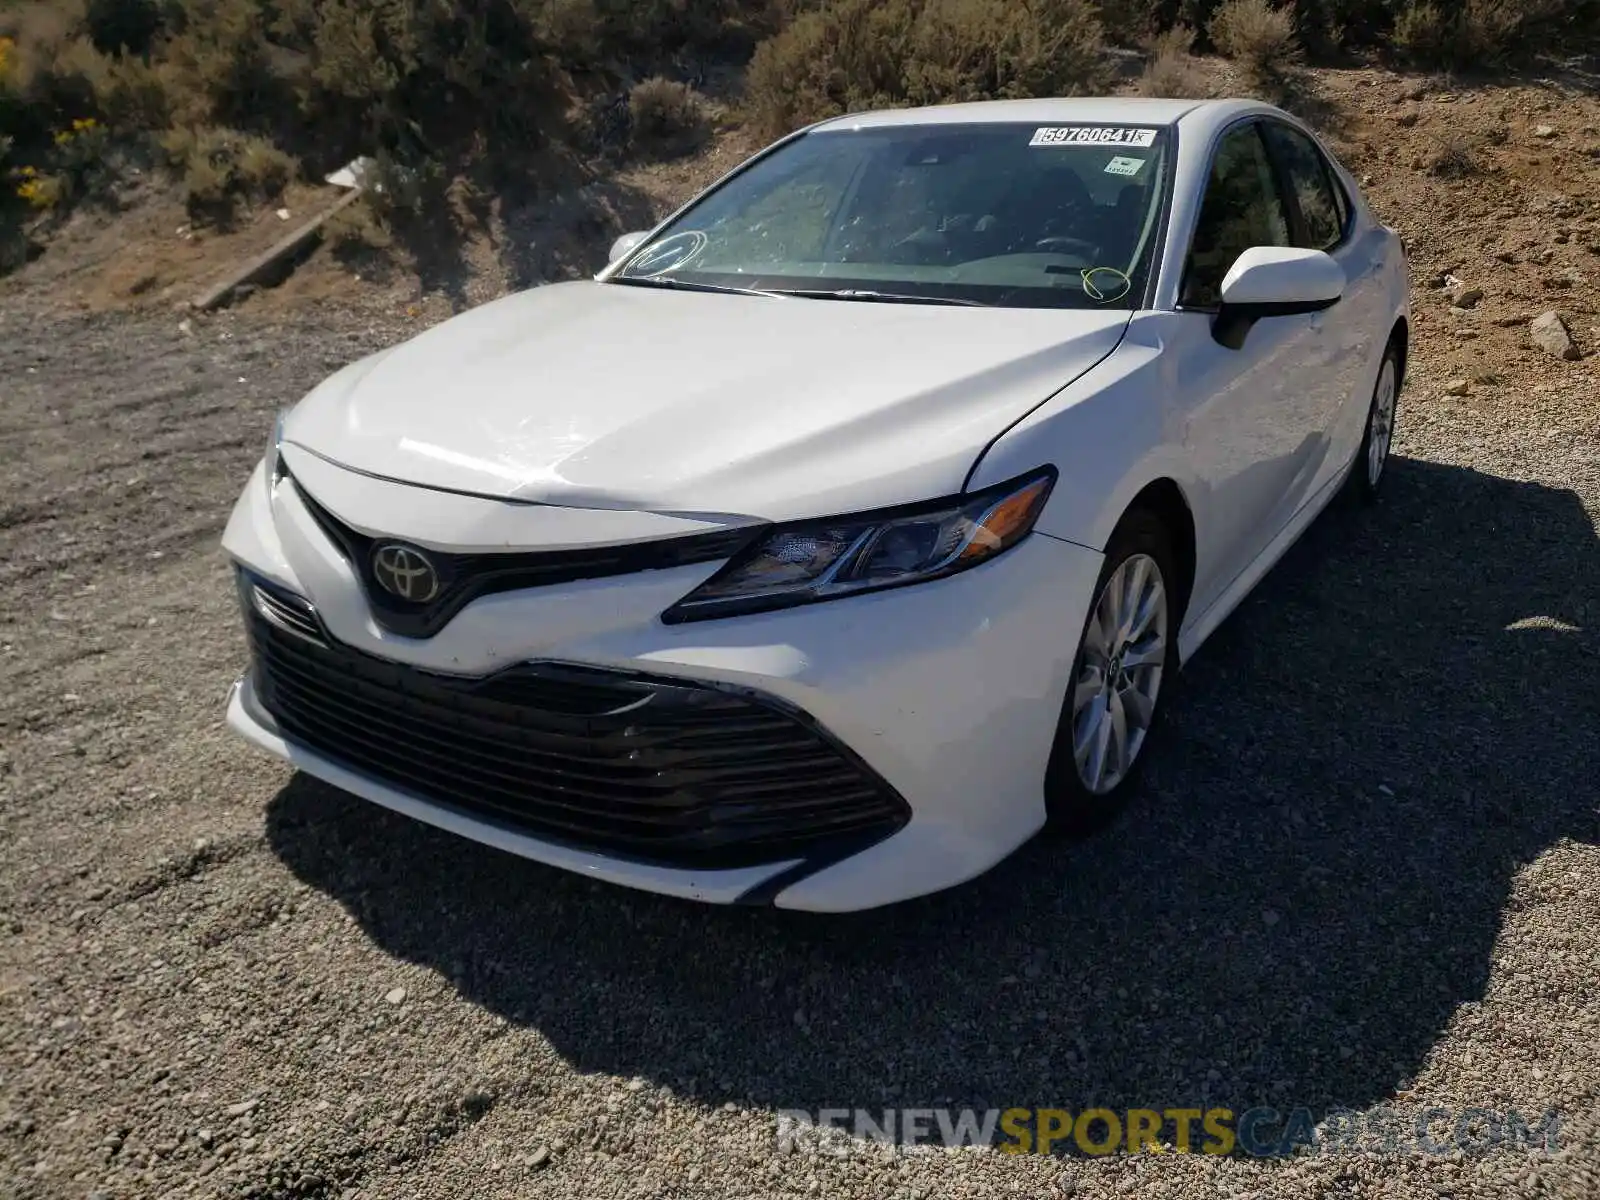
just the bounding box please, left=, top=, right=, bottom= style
left=1261, top=908, right=1281, bottom=927
left=384, top=986, right=407, bottom=1005
left=1449, top=284, right=1484, bottom=309
left=1445, top=379, right=1470, bottom=396
left=1531, top=311, right=1580, bottom=360
left=527, top=1145, right=551, bottom=1169
left=224, top=1099, right=258, bottom=1118
left=1395, top=110, right=1420, bottom=127
left=1534, top=124, right=1557, bottom=138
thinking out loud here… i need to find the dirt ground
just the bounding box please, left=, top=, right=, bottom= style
left=2, top=64, right=1599, bottom=1200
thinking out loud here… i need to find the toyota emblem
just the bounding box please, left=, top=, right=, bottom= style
left=371, top=544, right=441, bottom=603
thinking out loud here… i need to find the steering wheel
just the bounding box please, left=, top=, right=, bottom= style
left=1033, top=235, right=1098, bottom=257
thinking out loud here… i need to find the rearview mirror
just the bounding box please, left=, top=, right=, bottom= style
left=1213, top=246, right=1346, bottom=349
left=608, top=231, right=649, bottom=264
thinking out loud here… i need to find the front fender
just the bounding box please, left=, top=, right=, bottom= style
left=967, top=313, right=1197, bottom=555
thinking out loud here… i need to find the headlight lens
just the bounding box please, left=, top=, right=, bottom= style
left=662, top=468, right=1055, bottom=623
left=264, top=410, right=288, bottom=496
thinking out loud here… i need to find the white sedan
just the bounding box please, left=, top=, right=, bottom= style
left=223, top=97, right=1409, bottom=911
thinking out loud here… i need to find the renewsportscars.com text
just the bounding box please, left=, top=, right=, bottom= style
left=775, top=1106, right=1561, bottom=1159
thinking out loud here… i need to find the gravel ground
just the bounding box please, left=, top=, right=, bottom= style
left=1, top=277, right=1598, bottom=1200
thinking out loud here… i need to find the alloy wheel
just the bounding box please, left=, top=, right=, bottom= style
left=1070, top=552, right=1169, bottom=795
left=1367, top=358, right=1397, bottom=488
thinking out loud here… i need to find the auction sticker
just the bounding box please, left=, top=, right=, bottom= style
left=1030, top=126, right=1158, bottom=148
left=1104, top=155, right=1147, bottom=177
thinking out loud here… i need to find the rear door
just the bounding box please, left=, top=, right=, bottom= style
left=1259, top=118, right=1386, bottom=500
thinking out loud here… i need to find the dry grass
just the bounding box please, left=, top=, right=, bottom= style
left=322, top=193, right=392, bottom=261
left=1136, top=24, right=1210, bottom=99
left=1208, top=0, right=1301, bottom=79
left=159, top=125, right=297, bottom=222
left=628, top=77, right=707, bottom=155
left=745, top=0, right=1109, bottom=139
left=1427, top=131, right=1481, bottom=178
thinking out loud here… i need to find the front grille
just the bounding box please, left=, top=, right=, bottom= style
left=289, top=472, right=761, bottom=639
left=242, top=579, right=910, bottom=869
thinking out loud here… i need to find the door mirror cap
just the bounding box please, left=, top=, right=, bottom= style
left=608, top=231, right=649, bottom=265
left=1220, top=245, right=1345, bottom=310
left=1213, top=246, right=1345, bottom=349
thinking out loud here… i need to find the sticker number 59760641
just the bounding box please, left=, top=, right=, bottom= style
left=1030, top=126, right=1158, bottom=148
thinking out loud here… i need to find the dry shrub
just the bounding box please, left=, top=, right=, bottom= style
left=158, top=0, right=290, bottom=129
left=1393, top=0, right=1562, bottom=69
left=1427, top=132, right=1480, bottom=178
left=745, top=0, right=1108, bottom=139
left=322, top=193, right=392, bottom=263
left=628, top=77, right=707, bottom=153
left=1137, top=23, right=1209, bottom=98
left=161, top=125, right=296, bottom=221
left=1208, top=0, right=1300, bottom=78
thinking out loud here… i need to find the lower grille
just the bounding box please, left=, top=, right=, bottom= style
left=241, top=577, right=909, bottom=869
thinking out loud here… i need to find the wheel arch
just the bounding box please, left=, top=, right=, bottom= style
left=1115, top=477, right=1197, bottom=622
left=1391, top=315, right=1409, bottom=385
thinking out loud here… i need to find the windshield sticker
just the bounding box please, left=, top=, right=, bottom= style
left=1104, top=155, right=1147, bottom=177
left=627, top=230, right=708, bottom=276
left=1081, top=267, right=1133, bottom=304
left=1030, top=126, right=1157, bottom=148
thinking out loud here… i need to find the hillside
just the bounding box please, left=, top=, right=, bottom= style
left=5, top=52, right=1600, bottom=418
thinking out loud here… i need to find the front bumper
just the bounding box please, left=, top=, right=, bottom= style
left=223, top=457, right=1105, bottom=911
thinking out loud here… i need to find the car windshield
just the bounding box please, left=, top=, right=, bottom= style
left=612, top=122, right=1172, bottom=309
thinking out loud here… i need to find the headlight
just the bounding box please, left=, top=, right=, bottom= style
left=662, top=468, right=1055, bottom=623
left=264, top=410, right=288, bottom=497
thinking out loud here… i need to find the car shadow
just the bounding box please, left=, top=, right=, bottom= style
left=265, top=454, right=1598, bottom=1125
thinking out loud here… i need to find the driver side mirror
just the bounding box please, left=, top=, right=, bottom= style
left=608, top=231, right=649, bottom=265
left=1212, top=246, right=1345, bottom=350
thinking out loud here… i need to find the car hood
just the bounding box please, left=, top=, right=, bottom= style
left=284, top=280, right=1130, bottom=523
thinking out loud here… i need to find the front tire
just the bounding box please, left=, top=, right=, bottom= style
left=1044, top=510, right=1179, bottom=835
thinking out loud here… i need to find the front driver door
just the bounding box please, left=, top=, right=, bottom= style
left=1166, top=120, right=1334, bottom=619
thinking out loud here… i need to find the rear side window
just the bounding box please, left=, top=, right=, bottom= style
left=1262, top=122, right=1346, bottom=251
left=1180, top=124, right=1290, bottom=310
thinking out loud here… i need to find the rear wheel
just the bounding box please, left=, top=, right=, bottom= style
left=1044, top=510, right=1179, bottom=835
left=1347, top=344, right=1400, bottom=503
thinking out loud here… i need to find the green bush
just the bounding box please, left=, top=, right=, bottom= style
left=160, top=124, right=297, bottom=220
left=745, top=0, right=1108, bottom=139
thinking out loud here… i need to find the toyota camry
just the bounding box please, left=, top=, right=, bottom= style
left=223, top=97, right=1410, bottom=911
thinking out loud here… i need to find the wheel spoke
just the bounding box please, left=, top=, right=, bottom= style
left=1106, top=690, right=1129, bottom=781
left=1120, top=635, right=1165, bottom=670
left=1072, top=666, right=1104, bottom=710
left=1125, top=576, right=1164, bottom=642
left=1119, top=681, right=1155, bottom=729
left=1119, top=557, right=1150, bottom=639
left=1087, top=702, right=1113, bottom=790
left=1073, top=691, right=1105, bottom=761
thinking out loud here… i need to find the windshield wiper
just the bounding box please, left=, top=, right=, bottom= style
left=608, top=275, right=780, bottom=299
left=772, top=288, right=991, bottom=307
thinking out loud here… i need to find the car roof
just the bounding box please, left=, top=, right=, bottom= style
left=809, top=97, right=1276, bottom=134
